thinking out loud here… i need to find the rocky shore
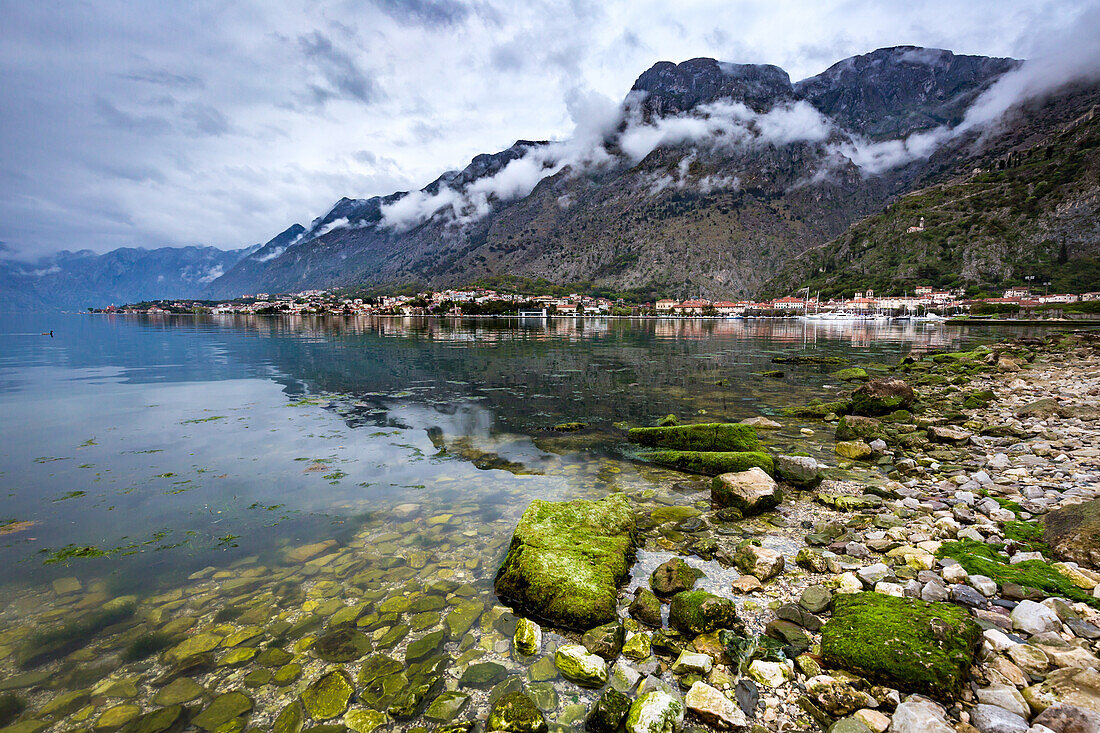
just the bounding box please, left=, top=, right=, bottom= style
left=489, top=331, right=1100, bottom=733
left=0, top=331, right=1098, bottom=733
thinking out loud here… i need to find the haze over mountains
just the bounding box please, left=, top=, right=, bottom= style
left=5, top=44, right=1100, bottom=309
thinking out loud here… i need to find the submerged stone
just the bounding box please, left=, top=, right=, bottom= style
left=494, top=494, right=635, bottom=630
left=313, top=627, right=372, bottom=663
left=486, top=692, right=547, bottom=733
left=460, top=662, right=508, bottom=688
left=423, top=692, right=470, bottom=723
left=152, top=677, right=204, bottom=706
left=302, top=670, right=354, bottom=721
left=344, top=708, right=388, bottom=733
left=273, top=700, right=304, bottom=733
left=119, top=705, right=185, bottom=733
left=582, top=621, right=626, bottom=660
left=405, top=630, right=446, bottom=662
left=192, top=691, right=253, bottom=731
left=94, top=704, right=142, bottom=731
left=820, top=592, right=980, bottom=700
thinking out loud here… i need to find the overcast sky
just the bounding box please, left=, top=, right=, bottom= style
left=1, top=0, right=1096, bottom=259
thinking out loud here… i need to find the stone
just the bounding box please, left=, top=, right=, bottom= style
left=554, top=644, right=609, bottom=688
left=513, top=618, right=541, bottom=656
left=804, top=675, right=875, bottom=717
left=1011, top=600, right=1061, bottom=635
left=968, top=703, right=1028, bottom=733
left=740, top=416, right=782, bottom=429
left=827, top=719, right=872, bottom=733
left=1043, top=499, right=1100, bottom=570
left=650, top=558, right=697, bottom=596
left=711, top=468, right=780, bottom=516
left=345, top=708, right=388, bottom=733
left=123, top=705, right=185, bottom=733
left=152, top=677, right=204, bottom=706
left=494, top=495, right=635, bottom=630
left=800, top=586, right=833, bottom=614
left=730, top=575, right=763, bottom=594
left=301, top=670, right=353, bottom=721
left=976, top=684, right=1029, bottom=719
left=1027, top=667, right=1100, bottom=715
left=684, top=681, right=748, bottom=730
left=852, top=708, right=890, bottom=733
left=671, top=651, right=713, bottom=676
left=890, top=698, right=954, bottom=733
left=835, top=440, right=874, bottom=460
left=851, top=378, right=916, bottom=416
left=746, top=660, right=792, bottom=687
left=777, top=603, right=823, bottom=632
left=192, top=692, right=253, bottom=731
left=669, top=591, right=741, bottom=635
left=625, top=691, right=684, bottom=733
left=312, top=627, right=372, bottom=663
left=583, top=621, right=626, bottom=660
left=460, top=662, right=508, bottom=688
left=820, top=592, right=981, bottom=699
left=733, top=545, right=784, bottom=582
left=630, top=588, right=663, bottom=627
left=94, top=705, right=142, bottom=730
left=775, top=455, right=823, bottom=488
left=423, top=692, right=470, bottom=723
left=487, top=692, right=547, bottom=733
left=1007, top=644, right=1050, bottom=675
left=445, top=599, right=484, bottom=637
left=622, top=631, right=652, bottom=660
left=1033, top=702, right=1100, bottom=733
left=929, top=426, right=972, bottom=444
left=586, top=688, right=632, bottom=733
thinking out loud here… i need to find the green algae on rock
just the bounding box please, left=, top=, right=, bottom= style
left=668, top=591, right=742, bottom=635
left=487, top=691, right=547, bottom=733
left=301, top=670, right=354, bottom=721
left=639, top=450, right=773, bottom=476
left=820, top=592, right=980, bottom=700
left=628, top=424, right=760, bottom=452
left=649, top=557, right=696, bottom=596
left=1043, top=498, right=1100, bottom=570
left=850, top=378, right=916, bottom=416
left=191, top=691, right=253, bottom=731
left=494, top=494, right=635, bottom=630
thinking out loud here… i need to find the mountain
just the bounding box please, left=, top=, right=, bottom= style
left=764, top=90, right=1100, bottom=298
left=206, top=45, right=1058, bottom=300
left=0, top=244, right=258, bottom=312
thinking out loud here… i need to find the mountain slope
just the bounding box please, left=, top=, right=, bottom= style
left=764, top=89, right=1100, bottom=298
left=0, top=245, right=257, bottom=311
left=207, top=46, right=1062, bottom=300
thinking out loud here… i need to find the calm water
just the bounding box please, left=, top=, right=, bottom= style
left=0, top=313, right=1020, bottom=729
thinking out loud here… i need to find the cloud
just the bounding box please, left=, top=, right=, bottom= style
left=298, top=31, right=380, bottom=106
left=371, top=0, right=472, bottom=27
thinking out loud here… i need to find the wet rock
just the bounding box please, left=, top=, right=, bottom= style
left=827, top=718, right=872, bottom=733
left=1043, top=499, right=1100, bottom=570
left=554, top=644, right=608, bottom=688
left=423, top=691, right=470, bottom=723
left=119, top=705, right=185, bottom=733
left=192, top=691, right=253, bottom=731
left=405, top=630, right=445, bottom=662
left=445, top=599, right=484, bottom=637
left=301, top=670, right=353, bottom=721
left=344, top=708, right=388, bottom=733
left=820, top=592, right=981, bottom=699
left=835, top=440, right=874, bottom=460
left=629, top=424, right=760, bottom=452
left=152, top=677, right=204, bottom=706
left=487, top=692, right=547, bottom=733
left=622, top=631, right=652, bottom=660
left=775, top=603, right=822, bottom=633
left=711, top=468, right=780, bottom=516
left=494, top=494, right=635, bottom=630
left=734, top=678, right=758, bottom=716
left=669, top=591, right=741, bottom=635
left=851, top=378, right=916, bottom=416
left=651, top=557, right=698, bottom=596
left=684, top=681, right=747, bottom=729
left=586, top=688, right=632, bottom=733
left=641, top=450, right=774, bottom=476
left=733, top=545, right=784, bottom=582
left=513, top=618, right=541, bottom=656
left=94, top=704, right=143, bottom=731
left=774, top=455, right=823, bottom=488
left=625, top=691, right=684, bottom=733
left=313, top=627, right=372, bottom=663
left=629, top=588, right=663, bottom=627
left=671, top=651, right=713, bottom=676
left=583, top=621, right=626, bottom=660
left=460, top=661, right=508, bottom=688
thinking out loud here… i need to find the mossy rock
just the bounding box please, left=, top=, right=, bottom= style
left=649, top=558, right=697, bottom=597
left=833, top=368, right=869, bottom=382
left=834, top=415, right=885, bottom=442
left=668, top=591, right=741, bottom=635
left=850, top=379, right=916, bottom=416
left=301, top=670, right=354, bottom=721
left=494, top=495, right=635, bottom=631
left=273, top=701, right=304, bottom=733
left=628, top=424, right=760, bottom=452
left=191, top=692, right=253, bottom=731
left=551, top=422, right=588, bottom=432
left=820, top=592, right=980, bottom=700
left=405, top=630, right=446, bottom=662
left=486, top=692, right=547, bottom=733
left=782, top=400, right=851, bottom=418
left=640, top=451, right=773, bottom=477
left=1043, top=498, right=1100, bottom=570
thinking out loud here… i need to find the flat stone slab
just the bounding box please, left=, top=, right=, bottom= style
left=495, top=494, right=635, bottom=630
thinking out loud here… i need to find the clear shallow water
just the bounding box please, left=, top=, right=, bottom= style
left=0, top=313, right=1026, bottom=730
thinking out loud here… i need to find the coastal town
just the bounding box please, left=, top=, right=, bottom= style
left=93, top=285, right=1100, bottom=319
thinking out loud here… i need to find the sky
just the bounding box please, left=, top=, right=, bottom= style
left=1, top=0, right=1097, bottom=259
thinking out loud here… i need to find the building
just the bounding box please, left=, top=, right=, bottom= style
left=1003, top=287, right=1031, bottom=299
left=906, top=217, right=926, bottom=233
left=655, top=299, right=677, bottom=311
left=772, top=296, right=806, bottom=310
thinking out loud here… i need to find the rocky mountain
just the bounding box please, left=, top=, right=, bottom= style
left=0, top=244, right=258, bottom=312
left=765, top=87, right=1100, bottom=298
left=193, top=46, right=1091, bottom=299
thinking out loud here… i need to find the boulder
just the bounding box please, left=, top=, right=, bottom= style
left=669, top=591, right=742, bottom=635
left=1033, top=702, right=1100, bottom=732
left=628, top=423, right=760, bottom=451
left=1015, top=397, right=1060, bottom=418
left=835, top=440, right=873, bottom=461
left=650, top=558, right=697, bottom=596
left=642, top=450, right=774, bottom=476
left=1025, top=667, right=1100, bottom=715
left=733, top=545, right=784, bottom=582
left=851, top=378, right=915, bottom=416
left=629, top=588, right=663, bottom=627
left=554, top=644, right=609, bottom=688
left=819, top=592, right=980, bottom=700
left=1043, top=499, right=1100, bottom=570
left=1010, top=600, right=1061, bottom=635
left=968, top=703, right=1028, bottom=733
left=494, top=494, right=635, bottom=630
left=711, top=468, right=780, bottom=515
left=684, top=681, right=748, bottom=729
left=625, top=691, right=684, bottom=733
left=774, top=455, right=823, bottom=488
